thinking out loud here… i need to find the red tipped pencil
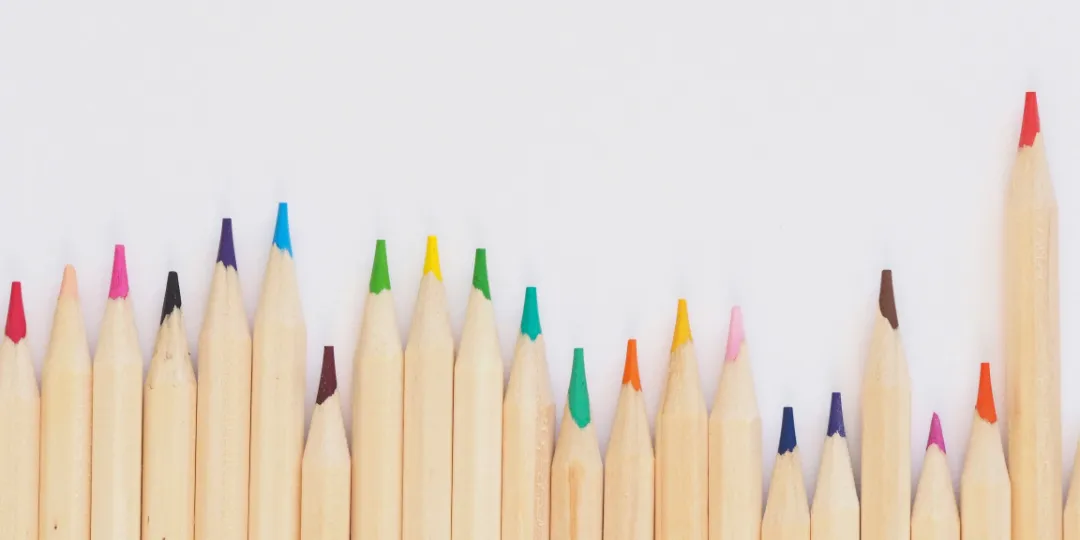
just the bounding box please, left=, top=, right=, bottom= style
left=0, top=282, right=40, bottom=538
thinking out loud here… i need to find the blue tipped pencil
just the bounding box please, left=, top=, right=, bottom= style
left=811, top=393, right=859, bottom=540
left=762, top=407, right=809, bottom=539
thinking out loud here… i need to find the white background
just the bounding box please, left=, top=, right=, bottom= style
left=1, top=0, right=1079, bottom=496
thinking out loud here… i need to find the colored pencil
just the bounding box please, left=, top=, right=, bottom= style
left=762, top=407, right=809, bottom=540
left=1005, top=91, right=1061, bottom=540
left=551, top=348, right=603, bottom=540
left=1065, top=444, right=1080, bottom=539
left=452, top=249, right=503, bottom=540
left=351, top=239, right=404, bottom=540
left=402, top=236, right=454, bottom=540
left=195, top=219, right=252, bottom=540
left=911, top=414, right=959, bottom=540
left=501, top=286, right=555, bottom=540
left=39, top=266, right=92, bottom=540
left=860, top=269, right=911, bottom=540
left=960, top=363, right=1010, bottom=540
left=0, top=282, right=40, bottom=539
left=810, top=393, right=858, bottom=540
left=709, top=306, right=762, bottom=540
left=91, top=245, right=143, bottom=540
left=301, top=347, right=351, bottom=540
left=603, top=339, right=653, bottom=540
left=141, top=272, right=196, bottom=540
left=250, top=203, right=307, bottom=540
left=655, top=299, right=708, bottom=540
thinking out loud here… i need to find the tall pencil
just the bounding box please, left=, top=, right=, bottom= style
left=603, top=339, right=653, bottom=540
left=1005, top=90, right=1061, bottom=540
left=250, top=203, right=307, bottom=540
left=0, top=282, right=40, bottom=539
left=301, top=347, right=351, bottom=540
left=655, top=299, right=707, bottom=540
left=39, top=266, right=92, bottom=540
left=351, top=239, right=403, bottom=540
left=960, top=363, right=1010, bottom=540
left=761, top=407, right=809, bottom=540
left=195, top=218, right=252, bottom=540
left=501, top=286, right=555, bottom=540
left=452, top=249, right=503, bottom=540
left=810, top=393, right=858, bottom=540
left=1065, top=444, right=1080, bottom=539
left=911, top=414, right=959, bottom=540
left=91, top=245, right=143, bottom=540
left=142, top=272, right=196, bottom=540
left=860, top=269, right=911, bottom=540
left=551, top=348, right=603, bottom=540
left=709, top=306, right=762, bottom=540
left=402, top=236, right=454, bottom=540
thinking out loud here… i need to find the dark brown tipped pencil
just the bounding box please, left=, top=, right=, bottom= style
left=301, top=346, right=350, bottom=540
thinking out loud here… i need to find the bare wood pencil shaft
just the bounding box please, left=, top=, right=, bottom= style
left=0, top=337, right=40, bottom=539
left=302, top=394, right=351, bottom=540
left=709, top=343, right=761, bottom=540
left=810, top=435, right=858, bottom=540
left=911, top=446, right=959, bottom=540
left=761, top=451, right=809, bottom=540
left=1065, top=443, right=1080, bottom=540
left=551, top=409, right=603, bottom=540
left=961, top=416, right=1010, bottom=540
left=603, top=383, right=653, bottom=540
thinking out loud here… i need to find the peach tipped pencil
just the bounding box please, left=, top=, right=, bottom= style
left=452, top=249, right=503, bottom=540
left=603, top=340, right=653, bottom=540
left=761, top=407, right=809, bottom=540
left=351, top=240, right=403, bottom=540
left=402, top=236, right=454, bottom=540
left=960, top=363, right=1010, bottom=540
left=709, top=306, right=762, bottom=540
left=911, top=414, right=959, bottom=540
left=195, top=219, right=252, bottom=540
left=551, top=348, right=603, bottom=540
left=810, top=393, right=858, bottom=540
left=501, top=287, right=555, bottom=540
left=39, top=267, right=92, bottom=540
left=91, top=246, right=144, bottom=540
left=1005, top=91, right=1061, bottom=540
left=301, top=347, right=351, bottom=540
left=250, top=203, right=307, bottom=540
left=142, top=272, right=196, bottom=540
left=655, top=299, right=707, bottom=540
left=861, top=270, right=911, bottom=540
left=0, top=282, right=40, bottom=539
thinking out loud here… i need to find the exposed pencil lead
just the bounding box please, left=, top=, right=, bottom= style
left=217, top=218, right=237, bottom=269
left=827, top=392, right=846, bottom=437
left=725, top=306, right=745, bottom=362
left=622, top=339, right=642, bottom=391
left=60, top=264, right=79, bottom=298
left=316, top=346, right=338, bottom=405
left=671, top=299, right=692, bottom=351
left=520, top=286, right=542, bottom=340
left=160, top=271, right=182, bottom=324
left=109, top=244, right=130, bottom=299
left=423, top=236, right=442, bottom=281
left=878, top=269, right=898, bottom=329
left=370, top=239, right=391, bottom=294
left=273, top=202, right=293, bottom=256
left=927, top=413, right=946, bottom=454
left=5, top=282, right=26, bottom=343
left=778, top=407, right=797, bottom=455
left=568, top=348, right=591, bottom=428
left=976, top=363, right=998, bottom=424
left=1019, top=91, right=1041, bottom=148
left=472, top=248, right=491, bottom=300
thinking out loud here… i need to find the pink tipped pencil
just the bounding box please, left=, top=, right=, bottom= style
left=911, top=414, right=959, bottom=540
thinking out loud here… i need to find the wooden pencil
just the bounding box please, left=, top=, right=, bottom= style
left=195, top=218, right=252, bottom=540
left=1005, top=91, right=1061, bottom=540
left=452, top=249, right=503, bottom=540
left=961, top=363, right=1010, bottom=540
left=0, top=282, right=40, bottom=539
left=1065, top=443, right=1080, bottom=540
left=810, top=393, right=858, bottom=540
left=91, top=245, right=143, bottom=540
left=655, top=299, right=708, bottom=540
left=402, top=236, right=454, bottom=540
left=301, top=347, right=351, bottom=540
left=250, top=203, right=307, bottom=540
left=39, top=266, right=92, bottom=540
left=551, top=348, right=603, bottom=540
left=351, top=239, right=404, bottom=540
left=761, top=407, right=809, bottom=540
left=709, top=306, right=762, bottom=540
left=501, top=286, right=555, bottom=540
left=860, top=269, right=911, bottom=540
left=911, top=414, right=959, bottom=540
left=142, top=271, right=196, bottom=540
left=603, top=339, right=653, bottom=540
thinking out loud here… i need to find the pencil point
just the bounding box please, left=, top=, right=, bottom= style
left=622, top=339, right=642, bottom=391
left=160, top=271, right=182, bottom=324
left=1019, top=91, right=1041, bottom=148
left=827, top=392, right=846, bottom=437
left=5, top=282, right=26, bottom=343
left=976, top=362, right=998, bottom=424
left=927, top=413, right=946, bottom=454
left=109, top=244, right=129, bottom=299
left=423, top=236, right=442, bottom=281
left=724, top=306, right=745, bottom=362
left=273, top=202, right=293, bottom=256
left=671, top=299, right=692, bottom=351
left=370, top=240, right=392, bottom=294
left=520, top=287, right=542, bottom=340
left=217, top=218, right=237, bottom=269
left=316, top=346, right=338, bottom=405
left=568, top=348, right=591, bottom=428
left=60, top=265, right=78, bottom=298
left=472, top=248, right=491, bottom=300
left=778, top=407, right=797, bottom=455
left=878, top=269, right=898, bottom=329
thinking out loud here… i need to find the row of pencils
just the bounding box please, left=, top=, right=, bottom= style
left=0, top=90, right=1066, bottom=540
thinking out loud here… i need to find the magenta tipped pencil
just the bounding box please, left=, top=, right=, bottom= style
left=911, top=414, right=959, bottom=540
left=0, top=282, right=40, bottom=539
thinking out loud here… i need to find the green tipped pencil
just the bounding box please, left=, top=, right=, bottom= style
left=552, top=348, right=603, bottom=540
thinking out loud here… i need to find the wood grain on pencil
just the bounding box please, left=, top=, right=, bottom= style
left=551, top=348, right=603, bottom=540
left=603, top=340, right=653, bottom=540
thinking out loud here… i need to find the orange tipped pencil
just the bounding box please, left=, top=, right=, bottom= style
left=960, top=363, right=1009, bottom=540
left=0, top=282, right=40, bottom=539
left=603, top=340, right=653, bottom=540
left=911, top=414, right=959, bottom=540
left=1005, top=91, right=1061, bottom=540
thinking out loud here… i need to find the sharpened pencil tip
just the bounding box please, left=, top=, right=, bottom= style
left=622, top=339, right=642, bottom=391
left=217, top=218, right=237, bottom=269
left=568, top=348, right=591, bottom=428
left=370, top=240, right=391, bottom=294
left=778, top=407, right=797, bottom=455
left=725, top=306, right=744, bottom=362
left=927, top=413, right=946, bottom=454
left=423, top=236, right=442, bottom=281
left=878, top=269, right=898, bottom=329
left=976, top=362, right=998, bottom=423
left=160, top=271, right=182, bottom=324
left=60, top=265, right=79, bottom=298
left=521, top=287, right=542, bottom=340
left=472, top=248, right=490, bottom=299
left=316, top=346, right=338, bottom=405
left=109, top=245, right=129, bottom=299
left=5, top=282, right=26, bottom=343
left=273, top=202, right=293, bottom=256
left=827, top=392, right=846, bottom=437
left=671, top=299, right=692, bottom=351
left=1019, top=91, right=1041, bottom=148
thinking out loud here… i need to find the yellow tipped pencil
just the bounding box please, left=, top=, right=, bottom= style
left=911, top=414, right=959, bottom=540
left=301, top=347, right=351, bottom=540
left=810, top=393, right=858, bottom=540
left=0, top=282, right=40, bottom=540
left=761, top=407, right=809, bottom=540
left=551, top=348, right=603, bottom=540
left=960, top=363, right=1010, bottom=540
left=603, top=340, right=653, bottom=540
left=655, top=299, right=707, bottom=540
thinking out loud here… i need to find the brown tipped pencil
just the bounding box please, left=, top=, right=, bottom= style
left=810, top=393, right=858, bottom=540
left=0, top=282, right=40, bottom=539
left=301, top=347, right=351, bottom=540
left=550, top=348, right=603, bottom=540
left=960, top=363, right=1010, bottom=540
left=603, top=340, right=653, bottom=540
left=911, top=414, right=958, bottom=540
